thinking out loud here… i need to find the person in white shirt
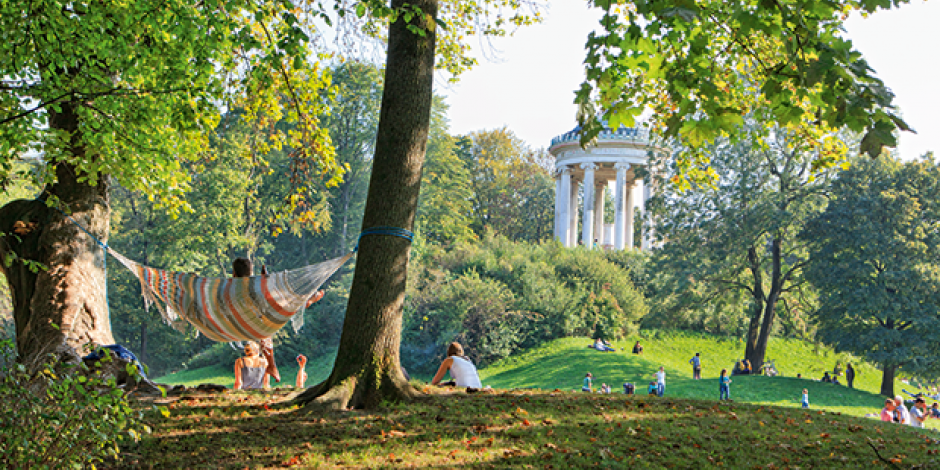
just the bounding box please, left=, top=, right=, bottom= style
left=431, top=341, right=483, bottom=389
left=894, top=395, right=912, bottom=425
left=656, top=366, right=666, bottom=397
left=911, top=397, right=928, bottom=428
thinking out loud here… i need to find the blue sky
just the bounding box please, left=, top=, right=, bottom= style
left=440, top=1, right=939, bottom=160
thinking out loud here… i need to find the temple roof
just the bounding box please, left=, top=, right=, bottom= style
left=550, top=123, right=650, bottom=148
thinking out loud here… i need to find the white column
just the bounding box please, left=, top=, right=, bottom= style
left=581, top=163, right=597, bottom=247
left=594, top=182, right=605, bottom=246
left=625, top=181, right=635, bottom=250
left=557, top=167, right=572, bottom=246
left=568, top=178, right=579, bottom=247
left=554, top=171, right=562, bottom=242
left=641, top=177, right=652, bottom=250
left=613, top=163, right=629, bottom=250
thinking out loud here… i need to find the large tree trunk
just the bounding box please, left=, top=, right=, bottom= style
left=751, top=238, right=783, bottom=369
left=294, top=0, right=437, bottom=410
left=743, top=246, right=763, bottom=362
left=880, top=363, right=897, bottom=398
left=0, top=102, right=113, bottom=365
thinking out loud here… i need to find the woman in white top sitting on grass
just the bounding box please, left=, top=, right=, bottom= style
left=431, top=342, right=482, bottom=389
left=233, top=341, right=268, bottom=390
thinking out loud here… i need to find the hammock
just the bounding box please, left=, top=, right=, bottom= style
left=109, top=248, right=352, bottom=342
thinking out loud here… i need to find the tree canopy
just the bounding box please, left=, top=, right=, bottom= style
left=802, top=155, right=940, bottom=396
left=578, top=0, right=913, bottom=184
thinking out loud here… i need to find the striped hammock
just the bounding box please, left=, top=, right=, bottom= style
left=109, top=249, right=352, bottom=342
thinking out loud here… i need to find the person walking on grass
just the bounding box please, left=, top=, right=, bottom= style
left=801, top=389, right=809, bottom=409
left=719, top=369, right=732, bottom=401
left=656, top=366, right=666, bottom=397
left=689, top=352, right=702, bottom=380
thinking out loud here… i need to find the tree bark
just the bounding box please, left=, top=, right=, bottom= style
left=743, top=246, right=763, bottom=362
left=880, top=363, right=896, bottom=398
left=0, top=101, right=113, bottom=365
left=294, top=0, right=437, bottom=410
left=751, top=237, right=783, bottom=369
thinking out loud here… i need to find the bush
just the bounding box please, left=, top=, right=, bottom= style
left=0, top=340, right=148, bottom=468
left=403, top=236, right=648, bottom=374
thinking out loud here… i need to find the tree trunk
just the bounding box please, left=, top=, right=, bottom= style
left=294, top=0, right=437, bottom=410
left=743, top=246, right=763, bottom=362
left=0, top=101, right=113, bottom=365
left=751, top=238, right=783, bottom=369
left=880, top=363, right=896, bottom=398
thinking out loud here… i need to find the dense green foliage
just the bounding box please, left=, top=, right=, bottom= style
left=802, top=155, right=940, bottom=396
left=461, top=128, right=555, bottom=243
left=644, top=126, right=842, bottom=369
left=579, top=0, right=912, bottom=183
left=403, top=235, right=647, bottom=374
left=0, top=341, right=147, bottom=468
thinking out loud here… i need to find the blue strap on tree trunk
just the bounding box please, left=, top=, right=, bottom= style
left=355, top=226, right=414, bottom=252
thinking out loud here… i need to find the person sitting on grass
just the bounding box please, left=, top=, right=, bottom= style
left=881, top=398, right=897, bottom=422
left=431, top=342, right=482, bottom=389
left=821, top=371, right=832, bottom=383
left=894, top=395, right=911, bottom=425
left=592, top=337, right=615, bottom=352
left=911, top=397, right=928, bottom=428
left=931, top=402, right=940, bottom=419
left=582, top=373, right=593, bottom=392
left=233, top=341, right=267, bottom=390
left=632, top=341, right=643, bottom=354
left=647, top=381, right=658, bottom=395
left=741, top=359, right=751, bottom=375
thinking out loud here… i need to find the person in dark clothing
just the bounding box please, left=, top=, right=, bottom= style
left=845, top=363, right=857, bottom=388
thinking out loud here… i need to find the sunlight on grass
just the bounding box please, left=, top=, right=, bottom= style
left=479, top=334, right=922, bottom=422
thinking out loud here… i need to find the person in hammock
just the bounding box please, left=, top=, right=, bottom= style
left=233, top=341, right=268, bottom=390
left=233, top=257, right=325, bottom=387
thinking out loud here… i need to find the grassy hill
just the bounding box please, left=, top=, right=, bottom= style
left=156, top=331, right=926, bottom=421
left=481, top=333, right=914, bottom=420
left=131, top=331, right=940, bottom=468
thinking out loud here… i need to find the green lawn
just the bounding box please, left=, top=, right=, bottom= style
left=154, top=350, right=337, bottom=390
left=480, top=333, right=922, bottom=421
left=127, top=331, right=940, bottom=468
left=156, top=331, right=925, bottom=421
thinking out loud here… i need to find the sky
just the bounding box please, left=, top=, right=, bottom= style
left=439, top=0, right=939, bottom=161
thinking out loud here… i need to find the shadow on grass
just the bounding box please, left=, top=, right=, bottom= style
left=119, top=390, right=938, bottom=469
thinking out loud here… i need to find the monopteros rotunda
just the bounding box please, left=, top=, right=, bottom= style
left=549, top=124, right=663, bottom=250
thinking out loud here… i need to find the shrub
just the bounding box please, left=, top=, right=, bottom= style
left=0, top=340, right=148, bottom=469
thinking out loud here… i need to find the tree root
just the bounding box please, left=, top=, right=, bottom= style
left=292, top=368, right=420, bottom=411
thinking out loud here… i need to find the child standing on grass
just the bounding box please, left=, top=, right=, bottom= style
left=719, top=369, right=731, bottom=401
left=801, top=389, right=810, bottom=408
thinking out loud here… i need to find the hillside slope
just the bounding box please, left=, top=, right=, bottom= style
left=480, top=334, right=917, bottom=420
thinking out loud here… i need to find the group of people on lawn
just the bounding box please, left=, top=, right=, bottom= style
left=880, top=395, right=939, bottom=428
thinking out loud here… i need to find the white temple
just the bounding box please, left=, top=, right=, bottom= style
left=549, top=124, right=663, bottom=250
